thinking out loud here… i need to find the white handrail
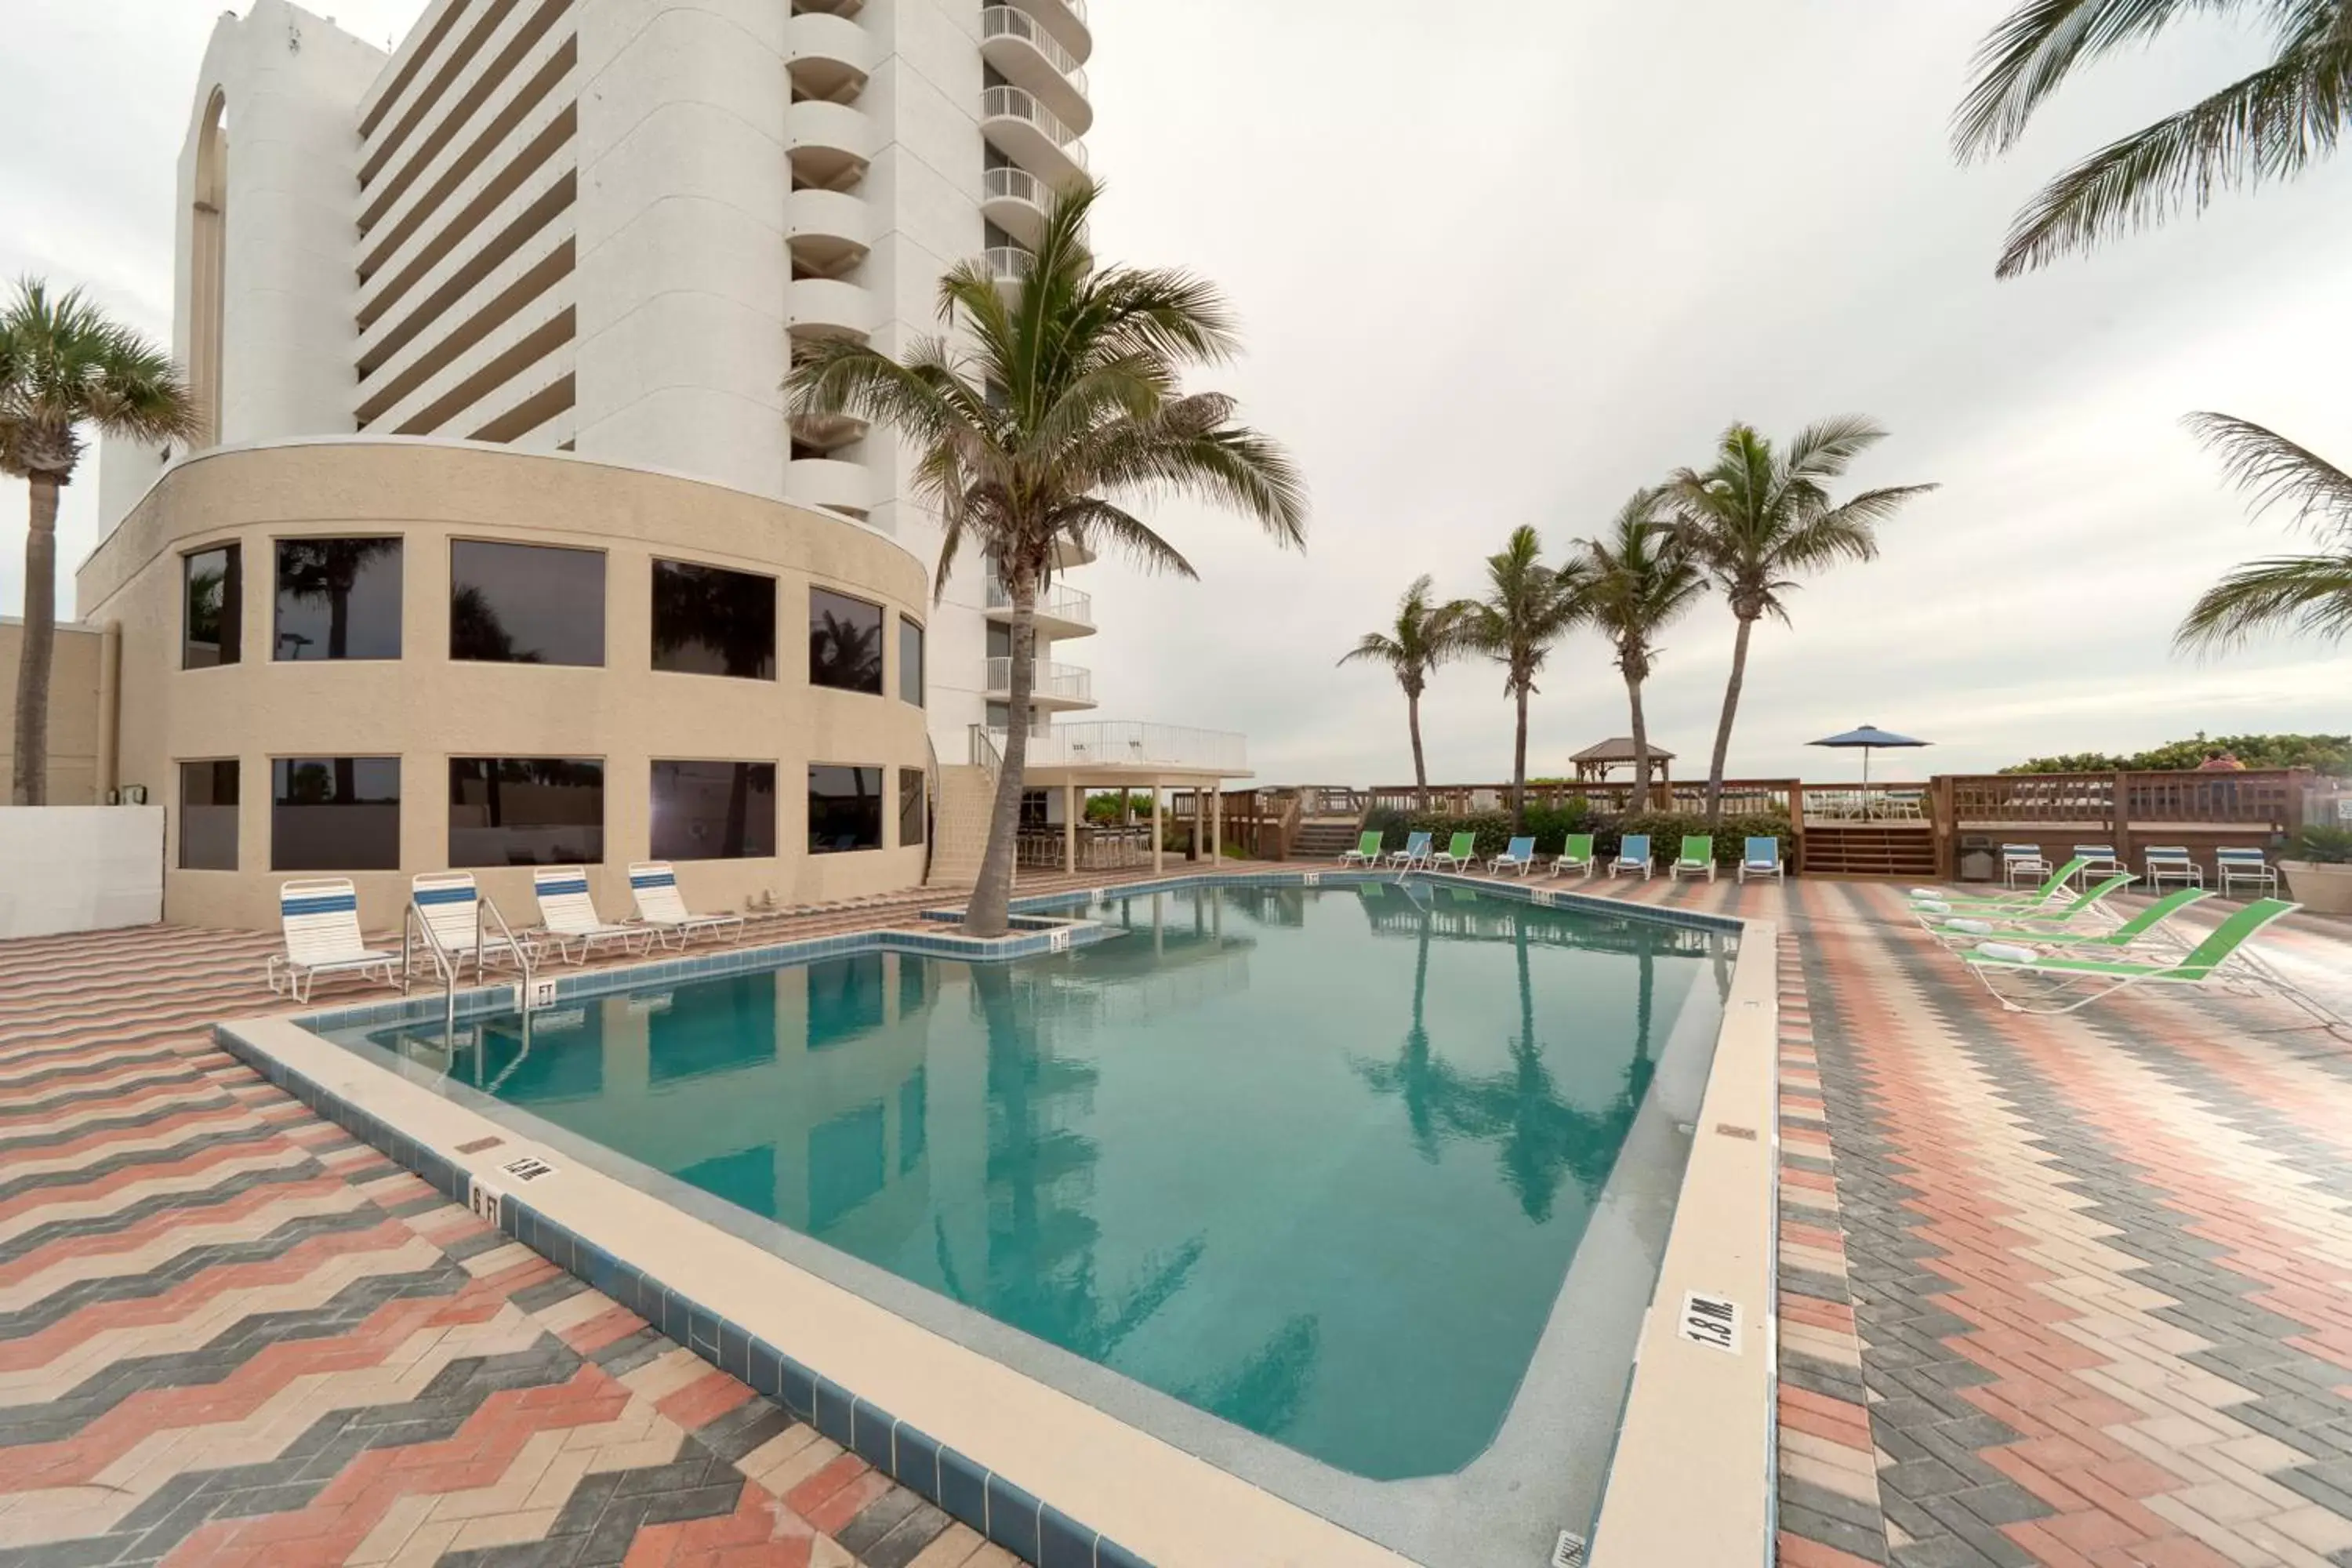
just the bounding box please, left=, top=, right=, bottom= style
left=984, top=245, right=1034, bottom=285
left=984, top=165, right=1044, bottom=209
left=985, top=577, right=1092, bottom=624
left=985, top=656, right=1091, bottom=701
left=981, top=5, right=1087, bottom=88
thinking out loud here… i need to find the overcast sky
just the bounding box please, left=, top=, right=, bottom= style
left=5, top=1, right=2347, bottom=782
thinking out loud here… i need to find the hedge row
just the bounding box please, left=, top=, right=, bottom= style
left=1354, top=807, right=1793, bottom=867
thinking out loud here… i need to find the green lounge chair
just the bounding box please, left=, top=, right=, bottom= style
left=1911, top=856, right=2091, bottom=913
left=1962, top=898, right=2299, bottom=1014
left=1913, top=873, right=2133, bottom=933
left=1669, top=835, right=1715, bottom=881
left=1548, top=833, right=1595, bottom=877
left=1338, top=830, right=1385, bottom=867
left=1933, top=887, right=2210, bottom=952
left=1430, top=831, right=1479, bottom=872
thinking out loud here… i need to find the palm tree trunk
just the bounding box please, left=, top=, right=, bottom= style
left=1704, top=614, right=1755, bottom=827
left=1510, top=680, right=1530, bottom=832
left=967, top=583, right=1037, bottom=938
left=1407, top=686, right=1428, bottom=811
left=10, top=474, right=60, bottom=807
left=1624, top=665, right=1651, bottom=815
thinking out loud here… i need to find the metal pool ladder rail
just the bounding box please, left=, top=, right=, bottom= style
left=403, top=891, right=539, bottom=1044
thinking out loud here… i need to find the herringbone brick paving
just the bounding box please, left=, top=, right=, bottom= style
left=5, top=864, right=2351, bottom=1566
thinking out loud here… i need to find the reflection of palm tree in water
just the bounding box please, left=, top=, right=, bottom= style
left=1357, top=905, right=1658, bottom=1223
left=949, top=964, right=1323, bottom=1435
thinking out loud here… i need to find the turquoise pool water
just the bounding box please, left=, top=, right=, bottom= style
left=332, top=882, right=1731, bottom=1481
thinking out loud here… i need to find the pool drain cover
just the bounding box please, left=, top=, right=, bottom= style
left=1552, top=1530, right=1588, bottom=1566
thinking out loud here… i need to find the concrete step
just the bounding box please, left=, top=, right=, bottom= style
left=928, top=764, right=996, bottom=887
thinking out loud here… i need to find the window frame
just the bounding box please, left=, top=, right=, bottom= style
left=181, top=543, right=242, bottom=670
left=898, top=767, right=926, bottom=848
left=651, top=558, right=778, bottom=682
left=807, top=586, right=886, bottom=697
left=176, top=758, right=240, bottom=871
left=807, top=764, right=885, bottom=855
left=649, top=759, right=779, bottom=862
left=272, top=535, right=405, bottom=662
left=268, top=756, right=403, bottom=873
left=448, top=538, right=608, bottom=668
left=446, top=756, right=608, bottom=869
left=898, top=615, right=924, bottom=707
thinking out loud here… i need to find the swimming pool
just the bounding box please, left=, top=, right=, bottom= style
left=318, top=880, right=1735, bottom=1550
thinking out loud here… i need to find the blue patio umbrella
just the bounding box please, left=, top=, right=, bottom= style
left=1807, top=724, right=1931, bottom=789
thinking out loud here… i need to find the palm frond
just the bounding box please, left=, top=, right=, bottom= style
left=1337, top=631, right=1406, bottom=670
left=1782, top=416, right=1888, bottom=481
left=2184, top=410, right=2352, bottom=539
left=1953, top=0, right=2213, bottom=159
left=2174, top=551, right=2352, bottom=648
left=1993, top=34, right=2352, bottom=275
left=1056, top=496, right=1200, bottom=579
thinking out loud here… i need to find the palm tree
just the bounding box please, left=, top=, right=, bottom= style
left=787, top=179, right=1305, bottom=938
left=2, top=278, right=196, bottom=804
left=1454, top=526, right=1589, bottom=832
left=1571, top=491, right=1704, bottom=814
left=1951, top=1, right=2352, bottom=277
left=1666, top=419, right=1935, bottom=825
left=1337, top=575, right=1465, bottom=809
left=2175, top=412, right=2352, bottom=651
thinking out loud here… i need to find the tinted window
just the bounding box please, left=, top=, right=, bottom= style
left=448, top=758, right=604, bottom=866
left=808, top=587, right=883, bottom=694
left=449, top=541, right=604, bottom=666
left=898, top=617, right=924, bottom=706
left=898, top=768, right=925, bottom=848
left=808, top=765, right=882, bottom=853
left=270, top=757, right=400, bottom=871
left=183, top=545, right=241, bottom=668
left=652, top=560, right=775, bottom=680
left=651, top=760, right=776, bottom=860
left=274, top=538, right=402, bottom=660
left=179, top=760, right=238, bottom=870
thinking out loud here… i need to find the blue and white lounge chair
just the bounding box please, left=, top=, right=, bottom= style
left=532, top=866, right=654, bottom=964
left=2216, top=847, right=2278, bottom=898
left=628, top=862, right=746, bottom=948
left=2071, top=844, right=2124, bottom=887
left=1385, top=831, right=1434, bottom=869
left=2001, top=843, right=2050, bottom=888
left=267, top=879, right=399, bottom=1003
left=1488, top=836, right=1537, bottom=875
left=1610, top=834, right=1653, bottom=880
left=2142, top=846, right=2202, bottom=891
left=412, top=872, right=534, bottom=978
left=1738, top=837, right=1784, bottom=883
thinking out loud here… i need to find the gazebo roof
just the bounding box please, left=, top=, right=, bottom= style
left=1571, top=737, right=1676, bottom=763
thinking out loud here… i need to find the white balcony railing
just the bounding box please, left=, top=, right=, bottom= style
left=984, top=165, right=1045, bottom=211
left=981, top=85, right=1087, bottom=166
left=979, top=720, right=1249, bottom=775
left=984, top=245, right=1033, bottom=285
left=985, top=579, right=1092, bottom=626
left=982, top=5, right=1087, bottom=89
left=985, top=657, right=1092, bottom=702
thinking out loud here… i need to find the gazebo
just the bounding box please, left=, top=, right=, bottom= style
left=1571, top=737, right=1675, bottom=786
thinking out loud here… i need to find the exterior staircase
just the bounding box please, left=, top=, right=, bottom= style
left=1799, top=824, right=1937, bottom=880
left=1292, top=818, right=1367, bottom=860
left=927, top=764, right=994, bottom=887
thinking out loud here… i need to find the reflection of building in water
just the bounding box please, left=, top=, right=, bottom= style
left=1038, top=887, right=1256, bottom=1028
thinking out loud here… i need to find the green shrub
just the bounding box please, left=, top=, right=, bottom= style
left=2293, top=825, right=2352, bottom=865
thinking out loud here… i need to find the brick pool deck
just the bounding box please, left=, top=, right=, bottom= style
left=1, top=869, right=2349, bottom=1566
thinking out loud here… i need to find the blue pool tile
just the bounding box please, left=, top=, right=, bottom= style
left=936, top=1446, right=987, bottom=1534
left=813, top=1376, right=854, bottom=1446
left=985, top=1473, right=1042, bottom=1563
left=1096, top=1537, right=1153, bottom=1568
left=718, top=1319, right=750, bottom=1382
left=747, top=1338, right=782, bottom=1402
left=891, top=1423, right=940, bottom=1497
left=686, top=1302, right=718, bottom=1359
left=779, top=1357, right=816, bottom=1421
left=850, top=1399, right=895, bottom=1470
left=1038, top=1505, right=1098, bottom=1568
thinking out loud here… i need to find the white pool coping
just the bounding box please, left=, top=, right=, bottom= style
left=216, top=877, right=1778, bottom=1567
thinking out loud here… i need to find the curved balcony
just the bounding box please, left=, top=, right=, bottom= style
left=1003, top=0, right=1091, bottom=65
left=979, top=85, right=1087, bottom=193
left=981, top=165, right=1049, bottom=249
left=791, top=409, right=869, bottom=454
left=785, top=11, right=872, bottom=101
left=786, top=277, right=877, bottom=341
left=980, top=6, right=1091, bottom=133
left=785, top=187, right=869, bottom=272
left=983, top=245, right=1033, bottom=295
left=985, top=579, right=1094, bottom=639
left=786, top=99, right=873, bottom=187
left=985, top=657, right=1095, bottom=710
left=786, top=456, right=872, bottom=515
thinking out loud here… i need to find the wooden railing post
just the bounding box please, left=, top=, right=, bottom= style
left=1788, top=781, right=1806, bottom=874
left=2112, top=770, right=2133, bottom=876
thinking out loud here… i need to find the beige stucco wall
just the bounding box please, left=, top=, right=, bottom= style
left=0, top=619, right=107, bottom=805
left=78, top=438, right=934, bottom=931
